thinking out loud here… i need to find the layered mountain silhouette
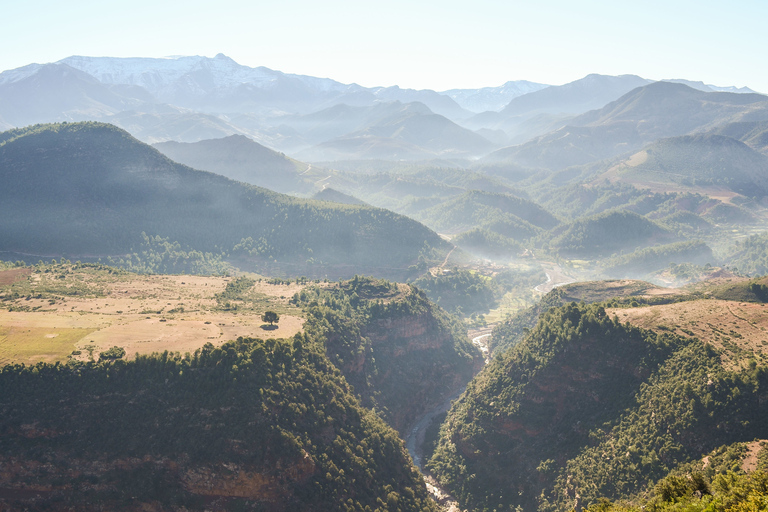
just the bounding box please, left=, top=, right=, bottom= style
left=153, top=134, right=310, bottom=194
left=0, top=122, right=449, bottom=277
left=483, top=82, right=768, bottom=171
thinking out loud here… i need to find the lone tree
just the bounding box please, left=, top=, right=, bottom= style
left=261, top=311, right=280, bottom=326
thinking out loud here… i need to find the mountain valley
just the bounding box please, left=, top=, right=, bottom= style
left=2, top=53, right=768, bottom=511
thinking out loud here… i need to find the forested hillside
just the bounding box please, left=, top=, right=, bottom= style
left=429, top=300, right=768, bottom=512
left=295, top=276, right=481, bottom=433
left=0, top=122, right=450, bottom=279
left=0, top=337, right=437, bottom=511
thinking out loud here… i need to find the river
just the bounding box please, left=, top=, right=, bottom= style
left=405, top=332, right=491, bottom=510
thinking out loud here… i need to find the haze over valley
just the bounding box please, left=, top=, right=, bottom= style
left=3, top=33, right=768, bottom=512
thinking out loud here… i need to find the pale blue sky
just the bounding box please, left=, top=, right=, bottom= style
left=2, top=0, right=766, bottom=92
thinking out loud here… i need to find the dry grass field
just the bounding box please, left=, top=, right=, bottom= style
left=0, top=264, right=311, bottom=365
left=609, top=299, right=768, bottom=370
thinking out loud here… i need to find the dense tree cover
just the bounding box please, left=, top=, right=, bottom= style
left=411, top=269, right=498, bottom=316
left=585, top=469, right=768, bottom=512
left=658, top=210, right=714, bottom=236
left=627, top=134, right=768, bottom=197
left=428, top=301, right=768, bottom=512
left=0, top=122, right=450, bottom=279
left=544, top=209, right=675, bottom=259
left=294, top=276, right=480, bottom=432
left=488, top=285, right=571, bottom=354
left=725, top=232, right=768, bottom=276
left=414, top=190, right=559, bottom=238
left=0, top=337, right=438, bottom=511
left=603, top=240, right=713, bottom=278
left=105, top=233, right=232, bottom=275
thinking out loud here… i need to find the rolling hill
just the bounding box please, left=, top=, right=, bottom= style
left=601, top=133, right=768, bottom=198
left=413, top=190, right=559, bottom=237
left=295, top=102, right=495, bottom=161
left=483, top=82, right=768, bottom=171
left=153, top=134, right=310, bottom=194
left=0, top=122, right=450, bottom=278
left=545, top=209, right=675, bottom=258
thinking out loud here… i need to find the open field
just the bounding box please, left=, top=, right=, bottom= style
left=0, top=265, right=310, bottom=365
left=609, top=299, right=768, bottom=370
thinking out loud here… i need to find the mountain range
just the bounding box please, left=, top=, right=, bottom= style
left=0, top=54, right=762, bottom=163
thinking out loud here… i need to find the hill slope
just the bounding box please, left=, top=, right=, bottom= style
left=604, top=133, right=768, bottom=197
left=414, top=190, right=559, bottom=237
left=0, top=122, right=450, bottom=278
left=546, top=209, right=674, bottom=258
left=153, top=135, right=310, bottom=194
left=0, top=337, right=438, bottom=511
left=296, top=277, right=481, bottom=433
left=429, top=301, right=768, bottom=512
left=484, top=82, right=768, bottom=171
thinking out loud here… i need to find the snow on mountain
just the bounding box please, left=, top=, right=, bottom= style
left=441, top=80, right=550, bottom=112
left=0, top=63, right=45, bottom=86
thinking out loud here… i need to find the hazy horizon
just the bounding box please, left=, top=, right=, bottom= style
left=2, top=0, right=766, bottom=93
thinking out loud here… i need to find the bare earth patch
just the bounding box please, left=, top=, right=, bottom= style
left=741, top=440, right=766, bottom=473
left=0, top=268, right=309, bottom=364
left=0, top=268, right=32, bottom=286
left=609, top=300, right=768, bottom=370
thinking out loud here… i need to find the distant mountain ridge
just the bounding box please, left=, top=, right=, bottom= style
left=0, top=55, right=763, bottom=162
left=483, top=81, right=768, bottom=171
left=441, top=80, right=550, bottom=112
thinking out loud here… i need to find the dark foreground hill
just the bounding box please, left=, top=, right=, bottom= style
left=0, top=122, right=450, bottom=279
left=0, top=337, right=437, bottom=511
left=428, top=301, right=768, bottom=512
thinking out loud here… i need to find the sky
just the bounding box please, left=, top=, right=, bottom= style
left=2, top=0, right=766, bottom=92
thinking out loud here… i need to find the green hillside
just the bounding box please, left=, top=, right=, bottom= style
left=414, top=190, right=559, bottom=237
left=603, top=240, right=714, bottom=277
left=0, top=337, right=437, bottom=511
left=611, top=134, right=768, bottom=197
left=153, top=134, right=310, bottom=194
left=312, top=187, right=369, bottom=206
left=0, top=123, right=450, bottom=279
left=295, top=276, right=481, bottom=433
left=428, top=301, right=768, bottom=512
left=545, top=209, right=674, bottom=258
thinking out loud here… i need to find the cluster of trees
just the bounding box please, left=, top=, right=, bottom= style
left=411, top=269, right=498, bottom=316
left=726, top=232, right=768, bottom=276
left=106, top=233, right=231, bottom=275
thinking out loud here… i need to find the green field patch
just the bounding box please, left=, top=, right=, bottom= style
left=0, top=326, right=95, bottom=365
